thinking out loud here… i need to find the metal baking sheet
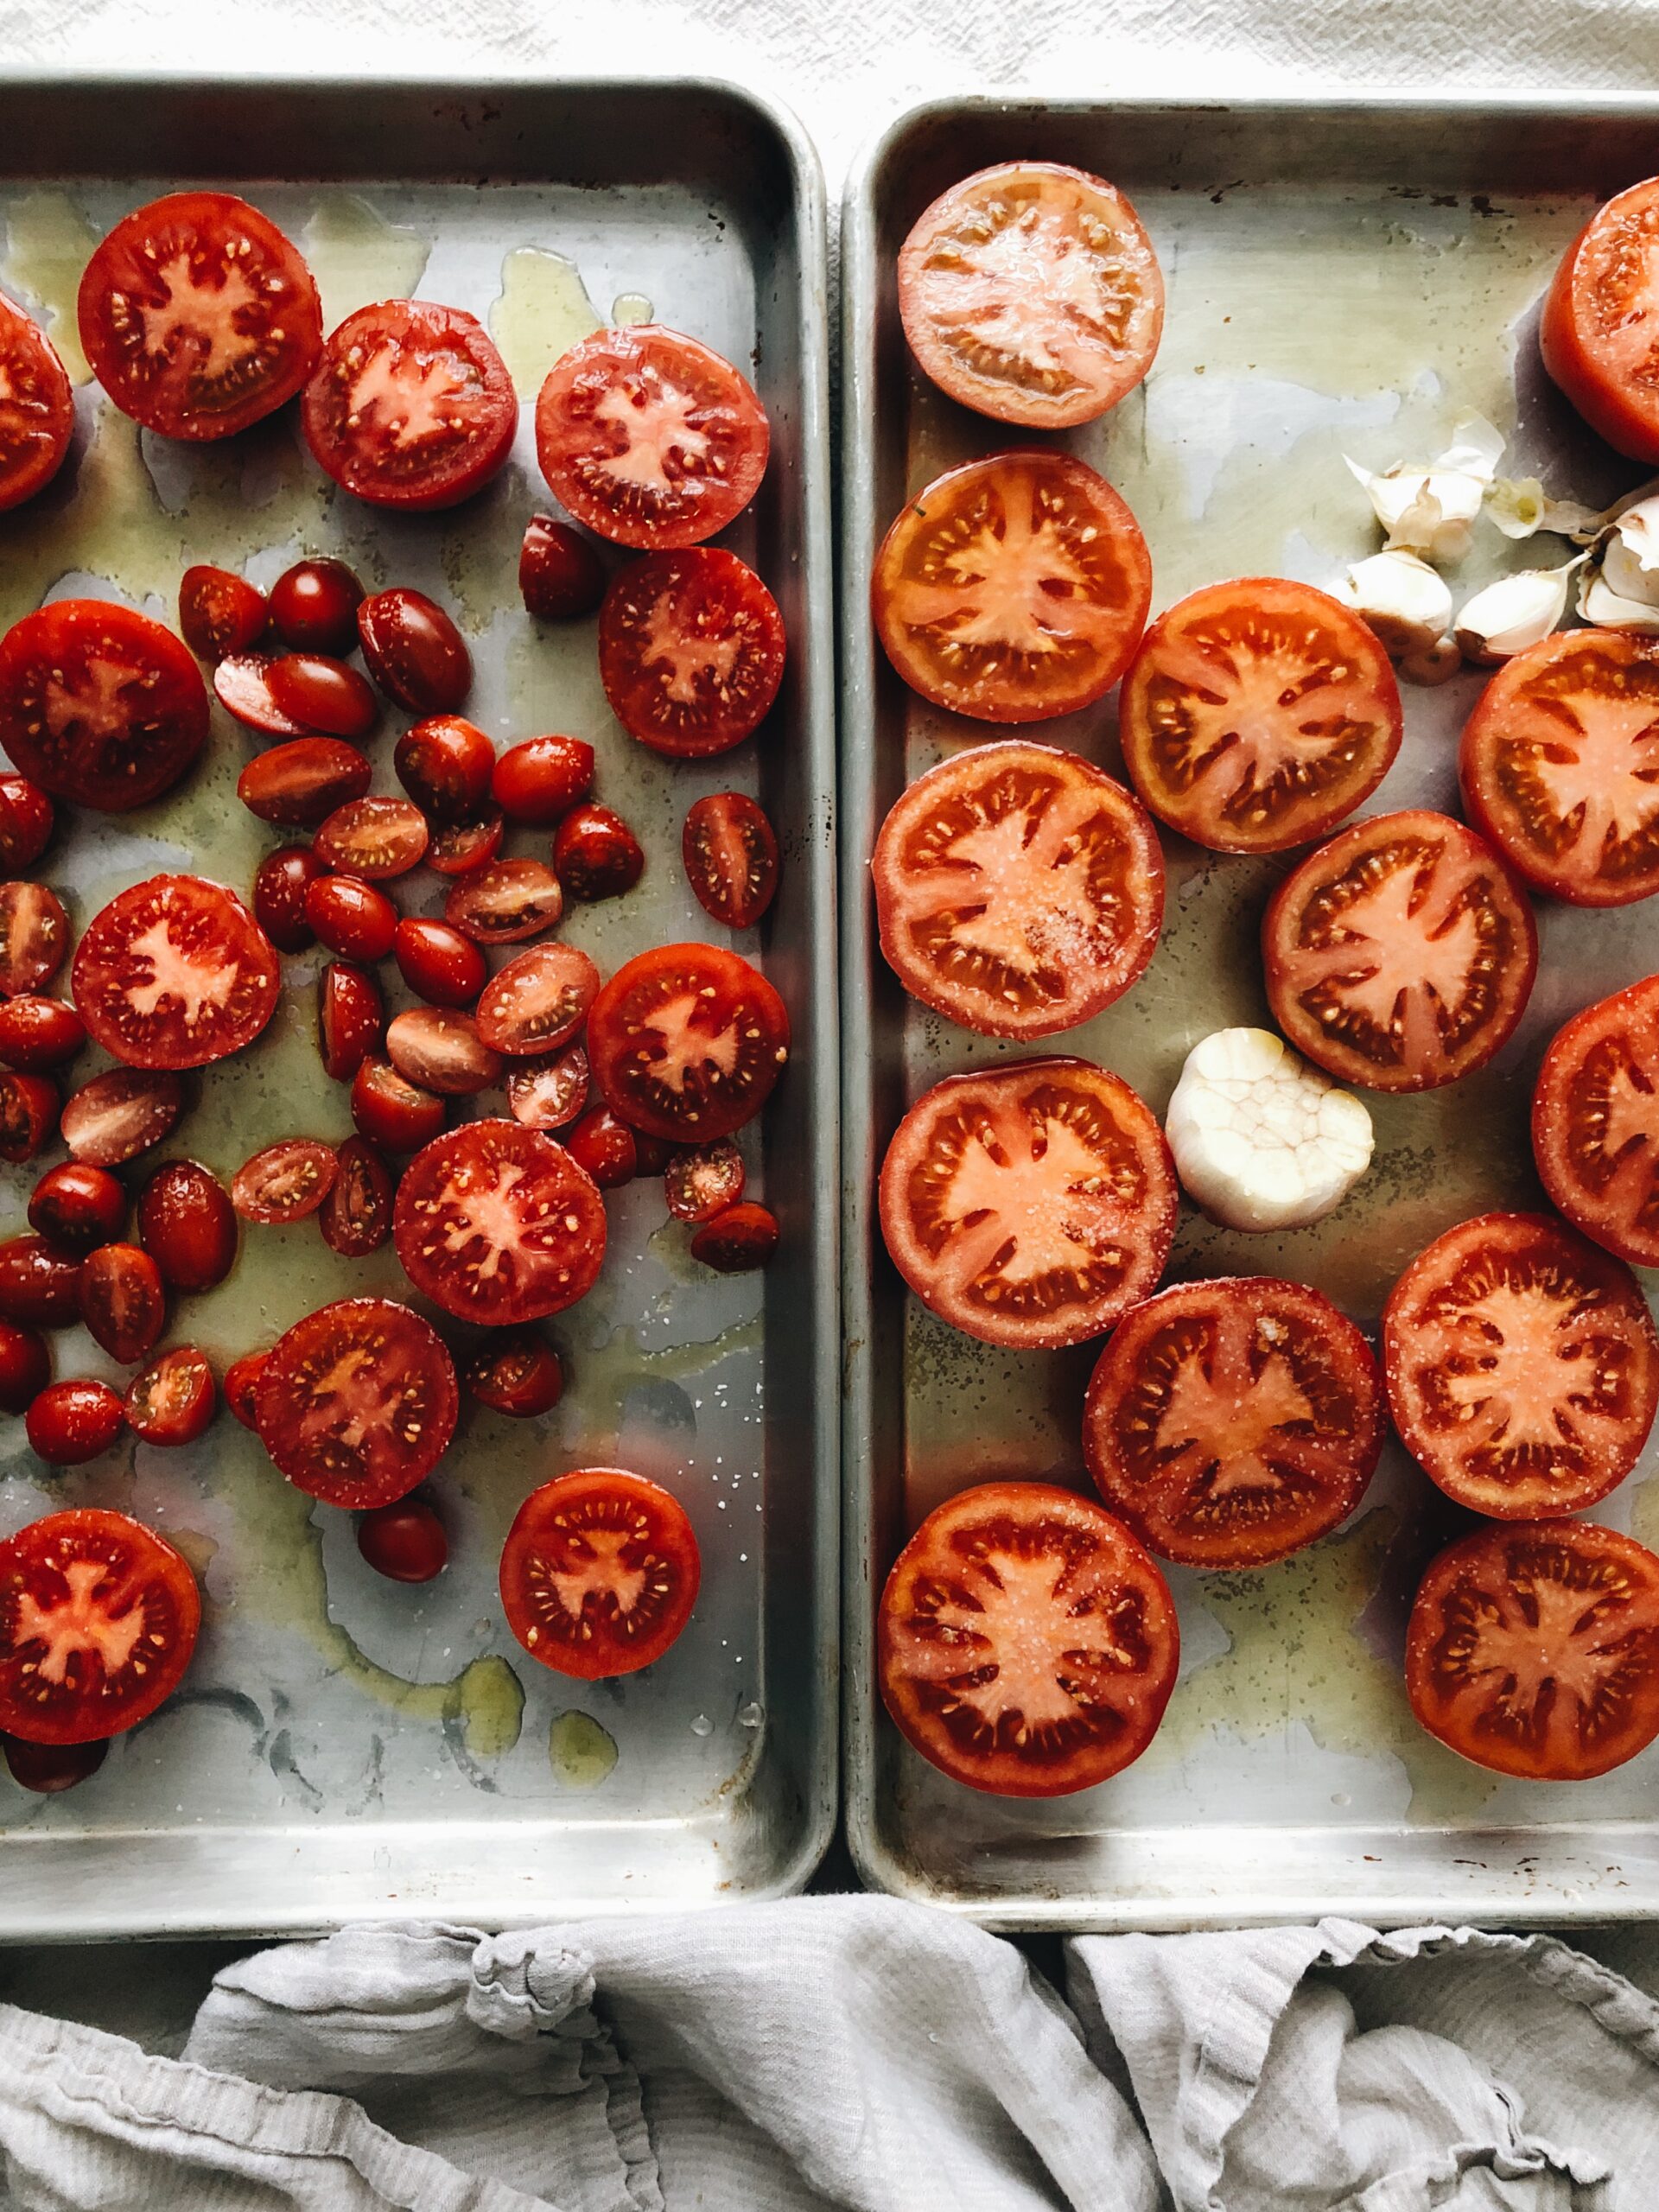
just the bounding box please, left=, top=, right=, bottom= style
left=0, top=74, right=837, bottom=1939
left=841, top=94, right=1659, bottom=1929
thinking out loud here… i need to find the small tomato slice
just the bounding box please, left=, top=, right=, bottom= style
left=313, top=795, right=429, bottom=879
left=237, top=736, right=372, bottom=829
left=877, top=1480, right=1179, bottom=1797
left=125, top=1346, right=215, bottom=1446
left=505, top=1042, right=588, bottom=1131
left=60, top=1067, right=183, bottom=1166
left=393, top=1119, right=607, bottom=1325
left=474, top=944, right=601, bottom=1057
left=466, top=1329, right=563, bottom=1417
left=0, top=292, right=73, bottom=510
left=385, top=1007, right=502, bottom=1097
left=599, top=549, right=784, bottom=758
left=232, top=1138, right=338, bottom=1225
left=587, top=942, right=789, bottom=1143
left=499, top=1467, right=700, bottom=1678
left=0, top=599, right=209, bottom=810
left=443, top=858, right=564, bottom=946
left=690, top=1199, right=777, bottom=1272
left=0, top=881, right=68, bottom=998
left=73, top=874, right=279, bottom=1071
left=0, top=775, right=53, bottom=870
left=1541, top=176, right=1659, bottom=463
left=78, top=1243, right=165, bottom=1365
left=1533, top=974, right=1659, bottom=1266
left=664, top=1138, right=745, bottom=1224
left=317, top=1135, right=393, bottom=1258
left=179, top=566, right=267, bottom=662
left=255, top=1295, right=458, bottom=1509
left=682, top=792, right=779, bottom=930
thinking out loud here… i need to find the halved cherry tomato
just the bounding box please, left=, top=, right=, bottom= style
left=0, top=1073, right=56, bottom=1162
left=238, top=737, right=371, bottom=829
left=357, top=1498, right=448, bottom=1583
left=178, top=565, right=267, bottom=661
left=499, top=1467, right=700, bottom=1677
left=318, top=962, right=384, bottom=1083
left=426, top=815, right=505, bottom=877
left=690, top=1200, right=778, bottom=1272
left=79, top=1243, right=165, bottom=1364
left=0, top=294, right=73, bottom=510
left=664, top=1138, right=745, bottom=1223
left=0, top=881, right=67, bottom=1000
left=314, top=796, right=429, bottom=880
left=535, top=326, right=768, bottom=550
left=0, top=777, right=53, bottom=871
left=873, top=451, right=1151, bottom=723
left=1407, top=1517, right=1659, bottom=1778
left=873, top=741, right=1163, bottom=1039
left=253, top=844, right=321, bottom=953
left=125, top=1345, right=215, bottom=1446
left=0, top=599, right=209, bottom=810
left=599, top=550, right=784, bottom=757
left=566, top=1107, right=638, bottom=1188
left=506, top=1042, right=588, bottom=1130
left=0, top=1322, right=48, bottom=1414
left=29, top=1163, right=124, bottom=1253
left=1533, top=974, right=1659, bottom=1266
left=1541, top=177, right=1659, bottom=462
left=394, top=715, right=494, bottom=823
left=224, top=1348, right=270, bottom=1429
left=1383, top=1211, right=1659, bottom=1518
left=1118, top=578, right=1402, bottom=854
left=552, top=803, right=645, bottom=901
left=465, top=1330, right=563, bottom=1417
left=683, top=792, right=779, bottom=930
left=232, top=1138, right=338, bottom=1224
left=520, top=515, right=607, bottom=620
left=1262, top=810, right=1537, bottom=1093
left=879, top=1056, right=1176, bottom=1351
left=213, top=653, right=305, bottom=737
left=0, top=1510, right=200, bottom=1742
left=393, top=918, right=486, bottom=1009
left=3, top=1733, right=105, bottom=1791
left=878, top=1480, right=1179, bottom=1796
left=137, top=1161, right=236, bottom=1293
left=492, top=735, right=594, bottom=825
left=79, top=191, right=321, bottom=440
left=73, top=874, right=279, bottom=1071
left=1084, top=1276, right=1382, bottom=1568
left=588, top=943, right=788, bottom=1143
left=351, top=1057, right=446, bottom=1152
left=317, top=1135, right=394, bottom=1257
left=443, top=858, right=563, bottom=945
left=0, top=996, right=82, bottom=1072
left=356, top=588, right=472, bottom=715
left=385, top=1007, right=502, bottom=1097
left=393, top=1118, right=607, bottom=1325
left=0, top=1236, right=83, bottom=1326
left=302, top=300, right=517, bottom=510
left=898, top=162, right=1164, bottom=430
left=60, top=1068, right=183, bottom=1167
left=1460, top=630, right=1659, bottom=906
left=474, top=944, right=600, bottom=1057
left=267, top=558, right=363, bottom=656
left=265, top=654, right=378, bottom=741
left=254, top=1295, right=458, bottom=1509
left=24, top=1381, right=124, bottom=1467
left=306, top=875, right=397, bottom=964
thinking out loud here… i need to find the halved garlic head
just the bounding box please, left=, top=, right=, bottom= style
left=1165, top=1027, right=1375, bottom=1233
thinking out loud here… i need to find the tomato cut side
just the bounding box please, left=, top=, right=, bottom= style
left=506, top=1042, right=588, bottom=1130
left=499, top=1468, right=700, bottom=1679
left=443, top=858, right=563, bottom=946
left=255, top=1296, right=458, bottom=1510
left=393, top=1119, right=607, bottom=1325
left=125, top=1346, right=215, bottom=1446
left=1083, top=1276, right=1383, bottom=1568
left=73, top=874, right=279, bottom=1071
left=682, top=792, right=779, bottom=930
left=877, top=1480, right=1178, bottom=1797
left=0, top=293, right=73, bottom=511
left=1262, top=809, right=1537, bottom=1092
left=0, top=881, right=68, bottom=999
left=880, top=1057, right=1176, bottom=1351
left=0, top=599, right=209, bottom=811
left=1382, top=1211, right=1659, bottom=1518
left=535, top=325, right=769, bottom=550
left=873, top=450, right=1150, bottom=722
left=60, top=1067, right=182, bottom=1166
left=1541, top=177, right=1659, bottom=464
left=474, top=944, right=600, bottom=1057
left=1406, top=1518, right=1659, bottom=1779
left=873, top=740, right=1163, bottom=1039
left=317, top=1136, right=393, bottom=1258
left=302, top=300, right=517, bottom=511
left=599, top=549, right=785, bottom=758
left=1533, top=974, right=1659, bottom=1266
left=587, top=942, right=789, bottom=1143
left=232, top=1138, right=338, bottom=1224
left=78, top=191, right=321, bottom=441
left=0, top=1509, right=200, bottom=1745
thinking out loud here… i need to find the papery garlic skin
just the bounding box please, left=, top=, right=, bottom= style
left=1453, top=559, right=1582, bottom=664
left=1165, top=1027, right=1374, bottom=1233
left=1337, top=550, right=1454, bottom=658
left=1344, top=416, right=1504, bottom=563
left=1580, top=568, right=1659, bottom=632
left=1487, top=477, right=1605, bottom=543
left=1601, top=496, right=1659, bottom=606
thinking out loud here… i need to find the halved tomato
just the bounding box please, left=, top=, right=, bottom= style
left=872, top=740, right=1163, bottom=1038
left=1118, top=578, right=1402, bottom=854
left=255, top=1295, right=458, bottom=1510
left=232, top=1138, right=338, bottom=1225
left=587, top=943, right=789, bottom=1143
left=534, top=325, right=769, bottom=549
left=1541, top=176, right=1659, bottom=463
left=1460, top=630, right=1659, bottom=906
left=506, top=1042, right=588, bottom=1130
left=897, top=162, right=1163, bottom=429
left=1083, top=1276, right=1383, bottom=1568
left=1406, top=1517, right=1659, bottom=1779
left=877, top=1480, right=1179, bottom=1797
left=0, top=1509, right=200, bottom=1745
left=474, top=944, right=600, bottom=1057
left=1262, top=810, right=1537, bottom=1092
left=0, top=293, right=73, bottom=510
left=0, top=881, right=68, bottom=999
left=59, top=1067, right=182, bottom=1166
left=78, top=191, right=321, bottom=441
left=872, top=450, right=1150, bottom=722
left=500, top=1468, right=699, bottom=1679
left=0, top=599, right=209, bottom=811
left=1382, top=1211, right=1659, bottom=1518
left=1533, top=974, right=1659, bottom=1266
left=682, top=792, right=779, bottom=930
left=392, top=1119, right=607, bottom=1325
left=316, top=1135, right=392, bottom=1258
left=443, top=859, right=563, bottom=946
left=72, top=874, right=279, bottom=1071
left=302, top=300, right=517, bottom=511
left=879, top=1057, right=1176, bottom=1350
left=598, top=549, right=785, bottom=758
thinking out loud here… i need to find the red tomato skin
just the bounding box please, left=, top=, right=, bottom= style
left=465, top=1330, right=563, bottom=1416
left=302, top=301, right=517, bottom=511
left=255, top=1295, right=459, bottom=1510
left=565, top=1107, right=639, bottom=1188
left=0, top=1236, right=82, bottom=1327
left=385, top=1007, right=503, bottom=1097
left=0, top=1321, right=49, bottom=1414
left=358, top=588, right=472, bottom=715
left=137, top=1161, right=236, bottom=1293
left=393, top=1119, right=607, bottom=1325
left=427, top=815, right=505, bottom=878
left=78, top=1243, right=165, bottom=1364
left=1541, top=181, right=1659, bottom=463
left=520, top=516, right=607, bottom=620
left=232, top=1138, right=338, bottom=1225
left=499, top=1468, right=701, bottom=1679
left=265, top=654, right=378, bottom=742
left=60, top=1068, right=184, bottom=1168
left=267, top=558, right=364, bottom=656
left=238, top=737, right=372, bottom=830
left=587, top=942, right=790, bottom=1144
left=551, top=804, right=645, bottom=902
left=0, top=601, right=209, bottom=812
left=314, top=796, right=429, bottom=880
left=492, top=735, right=594, bottom=825
left=3, top=1733, right=106, bottom=1791
left=1531, top=974, right=1659, bottom=1266
left=25, top=1379, right=124, bottom=1465
left=0, top=777, right=53, bottom=872
left=351, top=1057, right=447, bottom=1152
left=29, top=1163, right=124, bottom=1252
left=393, top=918, right=487, bottom=1008
left=357, top=1499, right=448, bottom=1583
left=0, top=881, right=67, bottom=1001
left=305, top=876, right=397, bottom=964
left=71, top=874, right=281, bottom=1071
left=318, top=962, right=385, bottom=1083
left=0, top=294, right=73, bottom=511
left=224, top=1349, right=270, bottom=1428
left=683, top=793, right=779, bottom=929
left=0, top=995, right=86, bottom=1071
left=317, top=1135, right=393, bottom=1257
left=179, top=566, right=268, bottom=662
left=253, top=844, right=322, bottom=953
left=599, top=549, right=785, bottom=757
left=690, top=1200, right=778, bottom=1272
left=0, top=1072, right=57, bottom=1163
left=394, top=716, right=495, bottom=823
left=125, top=1346, right=215, bottom=1446
left=214, top=652, right=306, bottom=737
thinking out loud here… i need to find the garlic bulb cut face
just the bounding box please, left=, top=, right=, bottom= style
left=1336, top=550, right=1453, bottom=658
left=1453, top=558, right=1584, bottom=664
left=1344, top=416, right=1503, bottom=563
left=1165, top=1027, right=1374, bottom=1233
left=1580, top=566, right=1659, bottom=632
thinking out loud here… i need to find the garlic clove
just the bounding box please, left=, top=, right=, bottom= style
left=1580, top=566, right=1659, bottom=632
left=1602, top=495, right=1659, bottom=606
left=1453, top=557, right=1584, bottom=664
left=1337, top=549, right=1454, bottom=658
left=1487, top=475, right=1605, bottom=542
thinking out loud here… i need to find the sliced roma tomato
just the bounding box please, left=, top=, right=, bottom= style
left=0, top=1235, right=81, bottom=1327
left=0, top=599, right=209, bottom=810
left=1406, top=1517, right=1659, bottom=1779
left=308, top=877, right=397, bottom=965
left=442, top=858, right=563, bottom=946
left=72, top=874, right=279, bottom=1071
left=506, top=1041, right=588, bottom=1130
left=232, top=1138, right=338, bottom=1224
left=392, top=918, right=486, bottom=1009
left=356, top=588, right=472, bottom=715
left=587, top=942, right=789, bottom=1143
left=1083, top=1276, right=1382, bottom=1568
left=877, top=1479, right=1178, bottom=1797
left=0, top=293, right=73, bottom=510
left=178, top=566, right=267, bottom=662
left=599, top=550, right=784, bottom=758
left=1262, top=809, right=1537, bottom=1092
left=255, top=1295, right=458, bottom=1509
left=690, top=1199, right=777, bottom=1271
left=552, top=803, right=645, bottom=901
left=351, top=1057, right=444, bottom=1152
left=664, top=1137, right=745, bottom=1224
left=872, top=739, right=1163, bottom=1039
left=535, top=325, right=769, bottom=549
left=318, top=961, right=384, bottom=1083
left=873, top=450, right=1150, bottom=722
left=520, top=516, right=607, bottom=620
left=491, top=734, right=594, bottom=825
left=1541, top=177, right=1659, bottom=463
left=395, top=715, right=495, bottom=823
left=302, top=300, right=517, bottom=510
left=0, top=775, right=53, bottom=870
left=59, top=1067, right=182, bottom=1166
left=264, top=653, right=378, bottom=741
left=79, top=1243, right=165, bottom=1365
left=426, top=814, right=504, bottom=877
left=474, top=944, right=600, bottom=1057
left=1382, top=1210, right=1659, bottom=1518
left=29, top=1162, right=124, bottom=1251
left=224, top=1348, right=270, bottom=1429
left=499, top=1467, right=700, bottom=1679
left=125, top=1346, right=215, bottom=1446
left=466, top=1329, right=563, bottom=1417
left=0, top=1071, right=56, bottom=1164
left=213, top=652, right=305, bottom=737
left=77, top=191, right=321, bottom=441
left=1118, top=577, right=1402, bottom=854
left=393, top=1119, right=607, bottom=1324
left=0, top=881, right=67, bottom=999
left=897, top=162, right=1163, bottom=429
left=0, top=994, right=84, bottom=1072
left=385, top=1007, right=502, bottom=1097
left=313, top=795, right=429, bottom=879
left=682, top=792, right=779, bottom=930
left=879, top=1057, right=1176, bottom=1351
left=316, top=1135, right=393, bottom=1258
left=1460, top=629, right=1659, bottom=906
left=1533, top=974, right=1659, bottom=1266
left=236, top=736, right=372, bottom=829
left=0, top=1509, right=200, bottom=1745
